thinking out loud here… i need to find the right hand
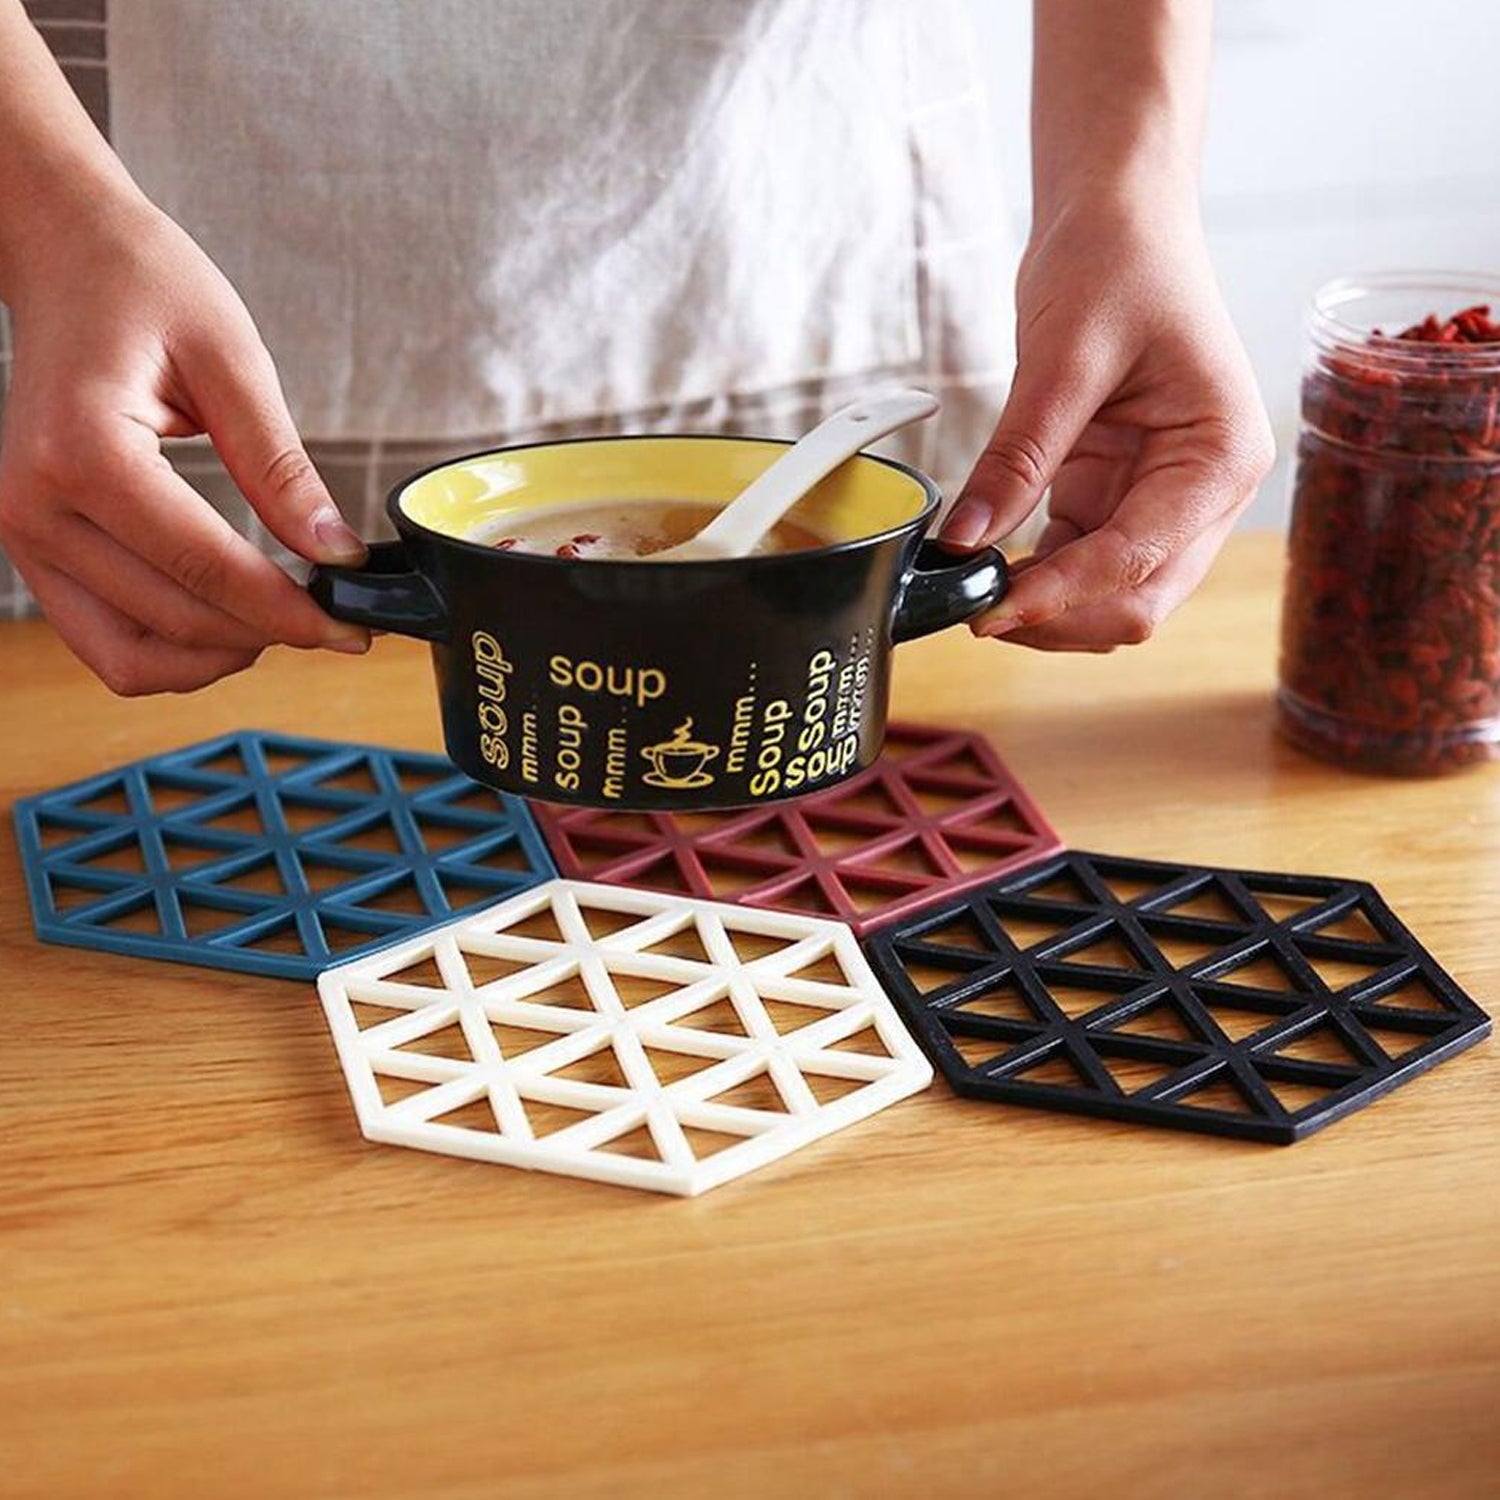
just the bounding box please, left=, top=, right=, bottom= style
left=0, top=196, right=370, bottom=694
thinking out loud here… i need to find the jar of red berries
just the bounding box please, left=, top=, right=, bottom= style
left=1278, top=272, right=1500, bottom=773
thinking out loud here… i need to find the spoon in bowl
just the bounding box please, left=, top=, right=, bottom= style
left=656, top=387, right=940, bottom=561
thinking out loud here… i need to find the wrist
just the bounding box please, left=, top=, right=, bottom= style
left=1029, top=0, right=1209, bottom=239
left=0, top=160, right=153, bottom=306
left=1031, top=153, right=1200, bottom=243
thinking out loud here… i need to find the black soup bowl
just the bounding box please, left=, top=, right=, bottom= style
left=308, top=434, right=1007, bottom=811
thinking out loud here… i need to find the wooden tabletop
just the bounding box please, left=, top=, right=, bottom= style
left=3, top=532, right=1497, bottom=1500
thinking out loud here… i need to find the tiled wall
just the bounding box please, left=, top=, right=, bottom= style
left=970, top=0, right=1500, bottom=527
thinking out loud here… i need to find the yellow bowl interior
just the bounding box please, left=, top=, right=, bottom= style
left=396, top=436, right=931, bottom=546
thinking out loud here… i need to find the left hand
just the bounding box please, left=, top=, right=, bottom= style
left=939, top=199, right=1275, bottom=651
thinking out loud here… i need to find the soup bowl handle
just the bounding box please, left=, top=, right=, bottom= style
left=307, top=541, right=451, bottom=643
left=891, top=541, right=1008, bottom=643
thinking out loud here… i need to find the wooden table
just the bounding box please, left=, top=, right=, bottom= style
left=3, top=533, right=1497, bottom=1500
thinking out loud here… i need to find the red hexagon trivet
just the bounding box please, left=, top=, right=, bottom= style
left=532, top=724, right=1062, bottom=937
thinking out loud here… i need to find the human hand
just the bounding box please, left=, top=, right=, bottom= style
left=940, top=200, right=1275, bottom=651
left=0, top=195, right=369, bottom=693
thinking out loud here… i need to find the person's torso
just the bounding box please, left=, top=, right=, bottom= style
left=112, top=0, right=953, bottom=439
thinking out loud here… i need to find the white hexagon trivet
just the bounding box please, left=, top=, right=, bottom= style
left=317, top=879, right=934, bottom=1195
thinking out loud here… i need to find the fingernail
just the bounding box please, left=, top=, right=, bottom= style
left=312, top=508, right=367, bottom=563
left=324, top=629, right=371, bottom=655
left=977, top=610, right=1020, bottom=638
left=938, top=497, right=991, bottom=550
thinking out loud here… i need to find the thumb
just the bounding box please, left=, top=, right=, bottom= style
left=939, top=346, right=1105, bottom=550
left=180, top=330, right=368, bottom=566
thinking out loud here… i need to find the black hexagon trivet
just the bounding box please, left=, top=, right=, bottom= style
left=862, top=850, right=1491, bottom=1143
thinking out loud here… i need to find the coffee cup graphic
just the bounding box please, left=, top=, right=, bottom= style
left=641, top=717, right=720, bottom=789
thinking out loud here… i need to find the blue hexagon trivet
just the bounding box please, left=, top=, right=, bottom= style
left=12, top=731, right=557, bottom=980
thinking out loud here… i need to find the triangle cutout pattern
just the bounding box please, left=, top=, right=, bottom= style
left=1009, top=1049, right=1093, bottom=1092
left=319, top=879, right=932, bottom=1194
left=13, top=731, right=558, bottom=980
left=862, top=849, right=1490, bottom=1143
left=530, top=723, right=1062, bottom=935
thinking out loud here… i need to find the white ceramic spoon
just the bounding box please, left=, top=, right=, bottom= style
left=657, top=387, right=940, bottom=561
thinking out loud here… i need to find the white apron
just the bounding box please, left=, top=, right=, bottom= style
left=0, top=0, right=1015, bottom=613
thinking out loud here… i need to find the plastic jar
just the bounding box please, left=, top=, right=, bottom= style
left=1277, top=271, right=1500, bottom=773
